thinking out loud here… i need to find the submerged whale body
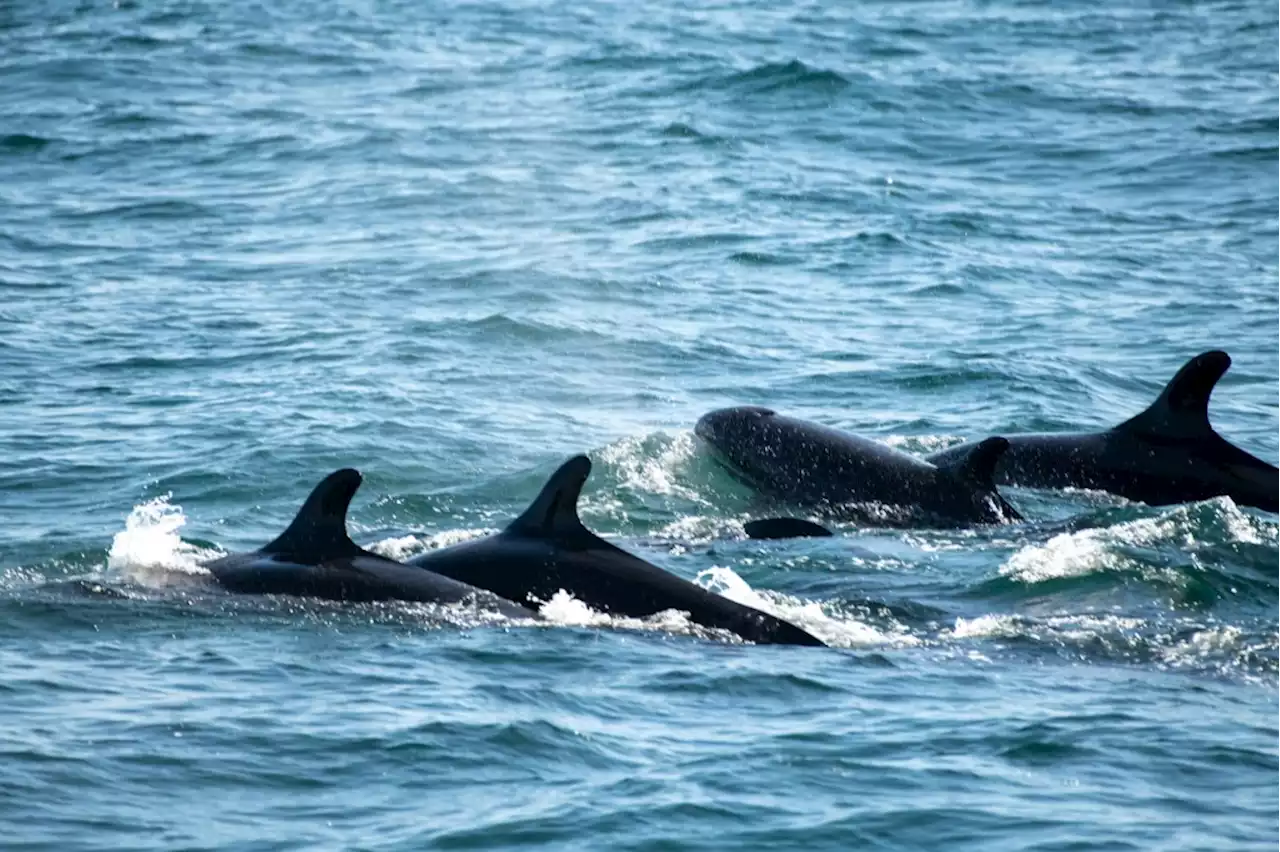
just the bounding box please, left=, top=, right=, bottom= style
left=407, top=455, right=826, bottom=647
left=927, top=351, right=1279, bottom=513
left=743, top=517, right=834, bottom=540
left=203, top=468, right=535, bottom=619
left=695, top=406, right=1021, bottom=528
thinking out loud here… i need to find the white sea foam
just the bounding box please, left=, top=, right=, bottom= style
left=106, top=496, right=221, bottom=585
left=1157, top=625, right=1246, bottom=669
left=882, top=434, right=965, bottom=454
left=366, top=528, right=494, bottom=561
left=529, top=568, right=913, bottom=649
left=695, top=565, right=919, bottom=648
left=949, top=614, right=1023, bottom=640
left=596, top=430, right=702, bottom=501
left=534, top=589, right=711, bottom=637
left=653, top=514, right=742, bottom=543
left=1000, top=514, right=1178, bottom=583
left=1001, top=498, right=1277, bottom=584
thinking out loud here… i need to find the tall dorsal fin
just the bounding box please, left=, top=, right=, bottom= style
left=261, top=468, right=363, bottom=559
left=935, top=436, right=1010, bottom=489
left=505, top=455, right=592, bottom=537
left=1116, top=350, right=1229, bottom=438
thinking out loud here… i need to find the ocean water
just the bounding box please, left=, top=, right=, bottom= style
left=1, top=0, right=1277, bottom=849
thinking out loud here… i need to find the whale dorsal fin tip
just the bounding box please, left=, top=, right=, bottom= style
left=1117, top=350, right=1229, bottom=439
left=506, top=455, right=592, bottom=538
left=261, top=468, right=363, bottom=559
left=936, top=436, right=1009, bottom=489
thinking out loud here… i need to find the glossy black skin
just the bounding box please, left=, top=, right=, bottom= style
left=206, top=551, right=534, bottom=618
left=743, top=518, right=834, bottom=540
left=408, top=456, right=827, bottom=647
left=203, top=469, right=535, bottom=620
left=694, top=406, right=1021, bottom=527
left=926, top=351, right=1278, bottom=513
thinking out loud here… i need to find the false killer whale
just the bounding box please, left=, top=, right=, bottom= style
left=406, top=455, right=826, bottom=647
left=695, top=406, right=1021, bottom=527
left=203, top=468, right=536, bottom=619
left=926, top=351, right=1278, bottom=513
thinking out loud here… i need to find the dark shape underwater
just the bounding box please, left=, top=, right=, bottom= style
left=927, top=350, right=1279, bottom=513
left=407, top=455, right=827, bottom=647
left=694, top=406, right=1021, bottom=528
left=203, top=468, right=536, bottom=619
left=743, top=518, right=834, bottom=539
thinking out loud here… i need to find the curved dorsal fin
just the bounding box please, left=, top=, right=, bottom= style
left=261, top=468, right=363, bottom=559
left=1116, top=350, right=1229, bottom=439
left=935, top=436, right=1010, bottom=489
left=505, top=455, right=592, bottom=537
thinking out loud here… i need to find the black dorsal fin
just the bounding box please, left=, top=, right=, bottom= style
left=1116, top=350, right=1230, bottom=439
left=743, top=518, right=833, bottom=540
left=505, top=455, right=592, bottom=537
left=935, top=436, right=1010, bottom=489
left=261, top=468, right=364, bottom=559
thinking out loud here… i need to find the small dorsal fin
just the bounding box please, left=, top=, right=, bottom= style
left=505, top=455, right=592, bottom=537
left=744, top=518, right=833, bottom=540
left=261, top=468, right=363, bottom=559
left=1116, top=350, right=1229, bottom=439
left=935, top=436, right=1010, bottom=489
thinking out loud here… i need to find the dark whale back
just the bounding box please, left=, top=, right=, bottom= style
left=694, top=406, right=1020, bottom=527
left=203, top=469, right=535, bottom=618
left=926, top=351, right=1278, bottom=512
left=408, top=456, right=827, bottom=647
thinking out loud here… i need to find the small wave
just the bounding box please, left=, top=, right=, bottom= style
left=1000, top=498, right=1276, bottom=585
left=0, top=133, right=51, bottom=153
left=595, top=430, right=702, bottom=504
left=881, top=433, right=967, bottom=454
left=365, top=529, right=494, bottom=561
left=660, top=122, right=706, bottom=139
left=727, top=250, right=796, bottom=266
left=722, top=59, right=850, bottom=94
left=941, top=610, right=1275, bottom=680
left=524, top=569, right=909, bottom=649
left=61, top=200, right=213, bottom=221
left=695, top=566, right=918, bottom=649
left=652, top=514, right=745, bottom=544
left=106, top=497, right=220, bottom=586
left=949, top=613, right=1023, bottom=639
left=534, top=589, right=740, bottom=643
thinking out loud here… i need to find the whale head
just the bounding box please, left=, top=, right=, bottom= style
left=694, top=406, right=785, bottom=486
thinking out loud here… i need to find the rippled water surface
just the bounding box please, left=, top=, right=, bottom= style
left=1, top=1, right=1277, bottom=849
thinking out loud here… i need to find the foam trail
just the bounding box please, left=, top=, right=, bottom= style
left=536, top=589, right=706, bottom=636
left=695, top=565, right=918, bottom=648
left=106, top=497, right=221, bottom=585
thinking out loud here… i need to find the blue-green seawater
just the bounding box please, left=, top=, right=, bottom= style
left=1, top=1, right=1277, bottom=849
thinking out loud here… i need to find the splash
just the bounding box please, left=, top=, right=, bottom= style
left=950, top=614, right=1023, bottom=639
left=1157, top=625, right=1250, bottom=672
left=1001, top=499, right=1276, bottom=584
left=596, top=430, right=703, bottom=502
left=882, top=434, right=965, bottom=454
left=535, top=589, right=710, bottom=636
left=106, top=496, right=221, bottom=585
left=653, top=514, right=743, bottom=543
left=366, top=528, right=494, bottom=561
left=1001, top=512, right=1181, bottom=583
left=695, top=565, right=919, bottom=648
left=538, top=590, right=624, bottom=627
